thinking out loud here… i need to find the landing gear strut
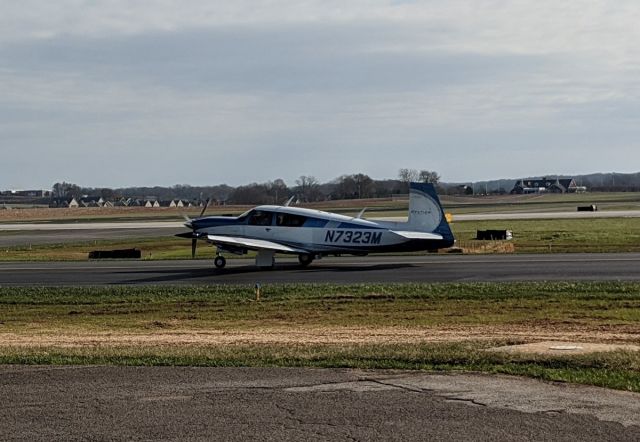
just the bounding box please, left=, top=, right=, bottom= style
left=214, top=255, right=226, bottom=269
left=298, top=254, right=314, bottom=267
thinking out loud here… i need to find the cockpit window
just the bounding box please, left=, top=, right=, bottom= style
left=236, top=209, right=253, bottom=223
left=276, top=213, right=307, bottom=227
left=247, top=210, right=273, bottom=226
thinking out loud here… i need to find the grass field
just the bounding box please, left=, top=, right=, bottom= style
left=2, top=192, right=640, bottom=223
left=0, top=282, right=639, bottom=391
left=454, top=217, right=640, bottom=253
left=1, top=216, right=639, bottom=260
left=0, top=236, right=203, bottom=261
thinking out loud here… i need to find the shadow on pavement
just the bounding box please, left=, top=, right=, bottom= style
left=112, top=263, right=416, bottom=285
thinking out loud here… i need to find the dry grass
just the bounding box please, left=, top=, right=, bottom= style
left=2, top=322, right=639, bottom=349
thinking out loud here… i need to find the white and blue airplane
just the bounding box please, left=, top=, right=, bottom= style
left=177, top=182, right=454, bottom=269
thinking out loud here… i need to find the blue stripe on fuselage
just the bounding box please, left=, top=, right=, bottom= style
left=302, top=218, right=328, bottom=228
left=190, top=217, right=239, bottom=230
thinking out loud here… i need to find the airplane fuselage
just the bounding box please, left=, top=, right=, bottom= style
left=178, top=182, right=455, bottom=268
left=189, top=205, right=453, bottom=255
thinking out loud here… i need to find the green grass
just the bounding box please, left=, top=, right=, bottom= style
left=1, top=343, right=638, bottom=392
left=0, top=236, right=220, bottom=261
left=1, top=215, right=640, bottom=261
left=452, top=217, right=640, bottom=253
left=0, top=282, right=638, bottom=391
left=1, top=282, right=639, bottom=331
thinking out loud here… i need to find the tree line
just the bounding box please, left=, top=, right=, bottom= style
left=48, top=171, right=640, bottom=206
left=50, top=169, right=441, bottom=205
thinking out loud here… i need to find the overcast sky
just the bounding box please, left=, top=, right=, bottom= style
left=2, top=1, right=639, bottom=189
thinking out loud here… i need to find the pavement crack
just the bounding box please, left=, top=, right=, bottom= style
left=444, top=396, right=488, bottom=407
left=363, top=378, right=428, bottom=393
left=541, top=409, right=565, bottom=415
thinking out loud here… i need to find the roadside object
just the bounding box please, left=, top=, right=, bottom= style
left=88, top=248, right=141, bottom=259
left=476, top=230, right=513, bottom=240
left=577, top=205, right=597, bottom=212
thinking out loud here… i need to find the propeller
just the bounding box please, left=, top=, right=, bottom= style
left=199, top=197, right=211, bottom=217
left=190, top=198, right=211, bottom=259
left=177, top=197, right=211, bottom=259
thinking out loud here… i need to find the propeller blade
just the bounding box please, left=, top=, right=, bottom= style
left=199, top=198, right=211, bottom=218
left=191, top=236, right=197, bottom=259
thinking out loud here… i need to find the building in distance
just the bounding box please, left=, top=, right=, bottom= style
left=511, top=177, right=587, bottom=194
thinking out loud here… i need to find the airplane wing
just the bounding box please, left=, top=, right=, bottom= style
left=206, top=235, right=309, bottom=254
left=390, top=231, right=444, bottom=240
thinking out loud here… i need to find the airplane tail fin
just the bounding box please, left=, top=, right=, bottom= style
left=407, top=182, right=455, bottom=246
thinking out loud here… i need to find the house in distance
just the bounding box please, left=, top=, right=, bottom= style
left=511, top=177, right=586, bottom=194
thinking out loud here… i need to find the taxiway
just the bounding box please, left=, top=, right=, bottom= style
left=0, top=253, right=638, bottom=285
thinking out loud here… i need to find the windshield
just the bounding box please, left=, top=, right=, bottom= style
left=236, top=209, right=253, bottom=222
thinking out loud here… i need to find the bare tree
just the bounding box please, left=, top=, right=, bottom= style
left=51, top=182, right=81, bottom=199
left=295, top=175, right=321, bottom=202
left=352, top=173, right=374, bottom=199
left=398, top=168, right=419, bottom=192
left=419, top=170, right=440, bottom=185
left=229, top=183, right=269, bottom=204
left=267, top=179, right=289, bottom=204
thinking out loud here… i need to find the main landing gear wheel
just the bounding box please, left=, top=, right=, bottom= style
left=214, top=255, right=226, bottom=269
left=298, top=254, right=314, bottom=267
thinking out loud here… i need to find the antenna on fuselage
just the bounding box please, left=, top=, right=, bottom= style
left=355, top=207, right=367, bottom=219
left=284, top=196, right=296, bottom=207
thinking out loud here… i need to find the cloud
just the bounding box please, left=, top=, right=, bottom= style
left=1, top=1, right=640, bottom=187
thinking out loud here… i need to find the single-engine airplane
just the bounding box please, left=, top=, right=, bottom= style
left=176, top=182, right=454, bottom=269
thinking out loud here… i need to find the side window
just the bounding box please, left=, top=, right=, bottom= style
left=276, top=213, right=307, bottom=227
left=248, top=210, right=273, bottom=226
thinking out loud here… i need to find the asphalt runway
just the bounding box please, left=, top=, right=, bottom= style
left=0, top=253, right=639, bottom=285
left=1, top=366, right=638, bottom=441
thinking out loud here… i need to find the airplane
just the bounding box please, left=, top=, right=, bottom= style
left=176, top=182, right=455, bottom=269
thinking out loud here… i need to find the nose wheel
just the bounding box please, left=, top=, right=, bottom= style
left=214, top=255, right=227, bottom=269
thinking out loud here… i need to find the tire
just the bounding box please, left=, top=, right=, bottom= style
left=214, top=256, right=226, bottom=269
left=298, top=254, right=314, bottom=267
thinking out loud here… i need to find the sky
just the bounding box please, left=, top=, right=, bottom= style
left=2, top=0, right=640, bottom=189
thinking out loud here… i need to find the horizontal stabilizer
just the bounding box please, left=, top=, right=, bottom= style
left=206, top=235, right=309, bottom=254
left=390, top=230, right=444, bottom=240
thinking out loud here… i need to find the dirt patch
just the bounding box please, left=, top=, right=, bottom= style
left=1, top=324, right=638, bottom=348
left=489, top=341, right=640, bottom=355
left=459, top=241, right=516, bottom=254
